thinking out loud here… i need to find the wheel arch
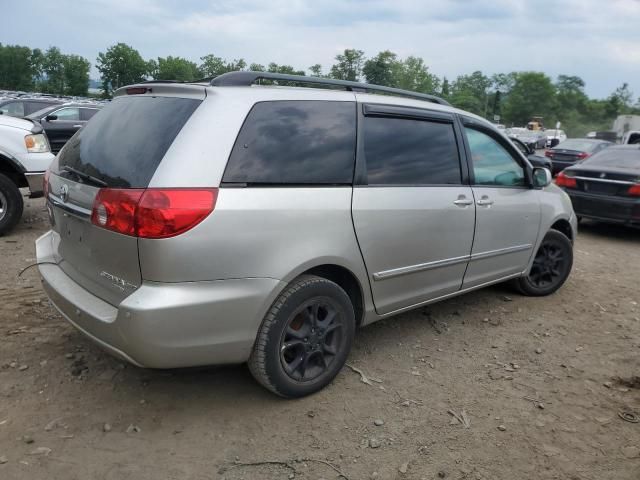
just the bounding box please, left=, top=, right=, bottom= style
left=280, top=260, right=369, bottom=327
left=0, top=152, right=28, bottom=188
left=550, top=218, right=573, bottom=243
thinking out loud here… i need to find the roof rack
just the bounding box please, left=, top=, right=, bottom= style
left=210, top=71, right=451, bottom=106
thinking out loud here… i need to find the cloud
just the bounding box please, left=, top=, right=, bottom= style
left=3, top=0, right=640, bottom=98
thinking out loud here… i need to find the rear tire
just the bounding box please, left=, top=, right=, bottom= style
left=248, top=275, right=355, bottom=398
left=514, top=230, right=573, bottom=296
left=0, top=173, right=23, bottom=236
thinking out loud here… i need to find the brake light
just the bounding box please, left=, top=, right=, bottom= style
left=628, top=184, right=640, bottom=197
left=577, top=152, right=590, bottom=159
left=555, top=171, right=577, bottom=188
left=544, top=150, right=554, bottom=158
left=126, top=87, right=150, bottom=95
left=91, top=188, right=217, bottom=238
left=43, top=169, right=50, bottom=198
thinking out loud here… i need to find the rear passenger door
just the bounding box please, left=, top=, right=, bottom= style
left=352, top=104, right=475, bottom=315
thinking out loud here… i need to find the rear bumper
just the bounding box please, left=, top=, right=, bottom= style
left=36, top=230, right=285, bottom=368
left=567, top=191, right=640, bottom=224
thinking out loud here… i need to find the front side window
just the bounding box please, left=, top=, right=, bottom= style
left=80, top=108, right=100, bottom=121
left=52, top=107, right=80, bottom=120
left=465, top=127, right=525, bottom=187
left=363, top=116, right=461, bottom=185
left=223, top=101, right=356, bottom=185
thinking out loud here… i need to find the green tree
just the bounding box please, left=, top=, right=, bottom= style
left=440, top=77, right=450, bottom=98
left=198, top=55, right=246, bottom=78
left=62, top=54, right=90, bottom=96
left=267, top=63, right=305, bottom=75
left=362, top=50, right=400, bottom=86
left=152, top=56, right=199, bottom=82
left=0, top=44, right=38, bottom=91
left=501, top=72, right=557, bottom=125
left=449, top=71, right=492, bottom=116
left=96, top=43, right=148, bottom=96
left=249, top=63, right=265, bottom=72
left=308, top=64, right=323, bottom=77
left=555, top=75, right=588, bottom=114
left=39, top=47, right=65, bottom=93
left=329, top=49, right=364, bottom=81
left=395, top=56, right=440, bottom=94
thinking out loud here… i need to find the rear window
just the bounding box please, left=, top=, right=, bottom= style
left=223, top=101, right=356, bottom=185
left=583, top=148, right=640, bottom=168
left=56, top=96, right=201, bottom=188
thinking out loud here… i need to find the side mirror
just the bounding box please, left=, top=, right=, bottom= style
left=533, top=167, right=552, bottom=188
left=45, top=114, right=58, bottom=121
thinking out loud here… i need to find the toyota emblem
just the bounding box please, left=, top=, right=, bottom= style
left=59, top=183, right=69, bottom=203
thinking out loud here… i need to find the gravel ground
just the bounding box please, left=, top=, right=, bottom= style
left=0, top=197, right=639, bottom=480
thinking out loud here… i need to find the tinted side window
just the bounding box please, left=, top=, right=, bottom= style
left=363, top=116, right=461, bottom=185
left=223, top=101, right=356, bottom=184
left=465, top=127, right=525, bottom=187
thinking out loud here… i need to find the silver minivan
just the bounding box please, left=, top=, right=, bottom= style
left=37, top=72, right=576, bottom=397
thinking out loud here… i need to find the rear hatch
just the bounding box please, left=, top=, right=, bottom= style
left=46, top=90, right=203, bottom=306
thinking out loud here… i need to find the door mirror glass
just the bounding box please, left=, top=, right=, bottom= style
left=533, top=167, right=552, bottom=188
left=45, top=114, right=58, bottom=121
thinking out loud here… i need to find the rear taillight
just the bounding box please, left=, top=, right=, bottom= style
left=577, top=152, right=590, bottom=160
left=91, top=188, right=217, bottom=239
left=628, top=184, right=640, bottom=197
left=555, top=171, right=577, bottom=188
left=43, top=169, right=50, bottom=198
left=544, top=150, right=553, bottom=158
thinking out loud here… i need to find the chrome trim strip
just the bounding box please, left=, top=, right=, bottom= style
left=572, top=176, right=636, bottom=185
left=373, top=244, right=533, bottom=281
left=468, top=244, right=533, bottom=262
left=24, top=171, right=44, bottom=194
left=372, top=254, right=470, bottom=281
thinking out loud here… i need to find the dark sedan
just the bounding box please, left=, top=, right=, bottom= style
left=556, top=145, right=640, bottom=226
left=545, top=138, right=612, bottom=174
left=510, top=137, right=553, bottom=171
left=27, top=103, right=102, bottom=154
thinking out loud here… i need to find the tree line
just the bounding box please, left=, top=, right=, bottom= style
left=1, top=42, right=639, bottom=136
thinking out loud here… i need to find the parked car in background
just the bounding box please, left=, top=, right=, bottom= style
left=0, top=97, right=63, bottom=117
left=545, top=138, right=613, bottom=174
left=511, top=137, right=553, bottom=171
left=36, top=72, right=576, bottom=398
left=545, top=129, right=567, bottom=148
left=27, top=103, right=102, bottom=154
left=0, top=115, right=55, bottom=234
left=509, top=128, right=546, bottom=150
left=556, top=145, right=640, bottom=226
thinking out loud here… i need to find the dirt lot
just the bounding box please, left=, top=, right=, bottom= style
left=0, top=197, right=639, bottom=480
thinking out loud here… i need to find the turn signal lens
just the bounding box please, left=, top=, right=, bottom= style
left=24, top=134, right=50, bottom=153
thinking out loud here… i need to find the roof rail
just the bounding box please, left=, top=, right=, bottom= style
left=210, top=71, right=451, bottom=106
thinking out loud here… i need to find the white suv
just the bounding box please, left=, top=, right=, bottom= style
left=0, top=115, right=54, bottom=234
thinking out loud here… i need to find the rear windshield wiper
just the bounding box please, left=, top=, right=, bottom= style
left=60, top=165, right=107, bottom=188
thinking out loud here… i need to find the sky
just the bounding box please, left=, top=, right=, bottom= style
left=3, top=0, right=640, bottom=99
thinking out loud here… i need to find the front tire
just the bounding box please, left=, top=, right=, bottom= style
left=0, top=173, right=24, bottom=236
left=248, top=275, right=355, bottom=398
left=514, top=230, right=573, bottom=296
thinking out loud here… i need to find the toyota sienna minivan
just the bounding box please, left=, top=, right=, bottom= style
left=37, top=72, right=576, bottom=397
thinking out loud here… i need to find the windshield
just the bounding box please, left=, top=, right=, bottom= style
left=55, top=95, right=201, bottom=188
left=582, top=148, right=640, bottom=169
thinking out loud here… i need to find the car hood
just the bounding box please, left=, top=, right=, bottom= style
left=0, top=114, right=37, bottom=131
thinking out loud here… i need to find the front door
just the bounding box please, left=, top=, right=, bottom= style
left=43, top=107, right=83, bottom=154
left=352, top=106, right=475, bottom=315
left=461, top=123, right=541, bottom=288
